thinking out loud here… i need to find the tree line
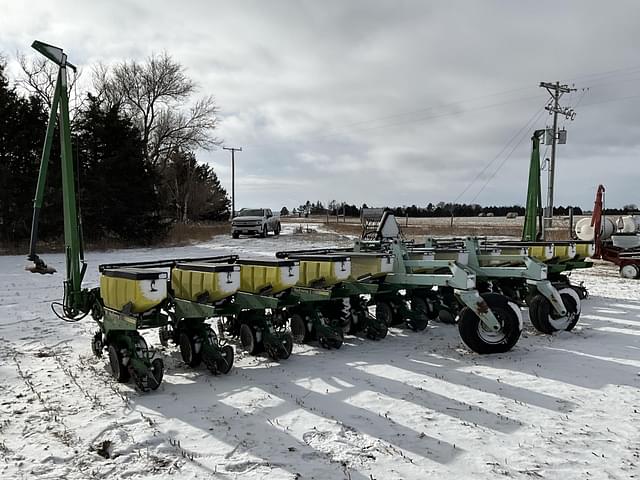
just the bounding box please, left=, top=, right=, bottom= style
left=281, top=200, right=586, bottom=218
left=0, top=53, right=229, bottom=245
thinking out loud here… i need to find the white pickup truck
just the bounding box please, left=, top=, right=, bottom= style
left=231, top=208, right=281, bottom=238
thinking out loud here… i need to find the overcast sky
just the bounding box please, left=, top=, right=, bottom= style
left=2, top=1, right=639, bottom=210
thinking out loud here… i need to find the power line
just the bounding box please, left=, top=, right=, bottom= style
left=463, top=89, right=640, bottom=205
left=469, top=108, right=547, bottom=204
left=247, top=93, right=543, bottom=148
left=452, top=103, right=546, bottom=205
left=580, top=93, right=640, bottom=108
left=239, top=62, right=640, bottom=148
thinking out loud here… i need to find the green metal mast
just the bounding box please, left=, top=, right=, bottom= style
left=27, top=41, right=88, bottom=317
left=522, top=130, right=545, bottom=241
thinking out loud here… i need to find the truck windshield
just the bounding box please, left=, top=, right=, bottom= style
left=238, top=209, right=263, bottom=216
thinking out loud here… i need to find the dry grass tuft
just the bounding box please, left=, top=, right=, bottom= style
left=0, top=222, right=231, bottom=255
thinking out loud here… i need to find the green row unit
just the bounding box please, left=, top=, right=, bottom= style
left=237, top=259, right=300, bottom=295
left=288, top=254, right=352, bottom=287
left=348, top=252, right=394, bottom=279
left=407, top=250, right=469, bottom=272
left=499, top=243, right=594, bottom=262
left=172, top=262, right=241, bottom=302
left=100, top=268, right=168, bottom=313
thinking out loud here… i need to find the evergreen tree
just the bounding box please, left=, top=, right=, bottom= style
left=164, top=149, right=229, bottom=222
left=74, top=95, right=164, bottom=242
left=192, top=163, right=230, bottom=221
left=0, top=62, right=49, bottom=241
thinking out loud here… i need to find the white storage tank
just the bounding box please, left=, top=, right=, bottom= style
left=575, top=217, right=615, bottom=241
left=619, top=215, right=640, bottom=233
left=611, top=233, right=640, bottom=249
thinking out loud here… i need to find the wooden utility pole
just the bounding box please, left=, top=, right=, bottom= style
left=223, top=146, right=242, bottom=219
left=539, top=81, right=576, bottom=229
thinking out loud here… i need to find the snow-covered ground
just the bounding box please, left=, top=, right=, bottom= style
left=1, top=230, right=638, bottom=479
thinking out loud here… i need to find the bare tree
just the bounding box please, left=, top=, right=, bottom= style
left=16, top=52, right=84, bottom=118
left=93, top=52, right=220, bottom=169
left=165, top=150, right=199, bottom=223
left=164, top=150, right=229, bottom=222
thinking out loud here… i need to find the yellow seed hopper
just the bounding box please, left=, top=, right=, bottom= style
left=237, top=259, right=300, bottom=295
left=100, top=268, right=168, bottom=313
left=172, top=262, right=240, bottom=302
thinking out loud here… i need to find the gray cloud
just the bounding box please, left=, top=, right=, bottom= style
left=2, top=0, right=639, bottom=210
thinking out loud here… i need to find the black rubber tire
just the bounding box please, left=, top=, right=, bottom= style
left=266, top=332, right=294, bottom=360
left=289, top=314, right=310, bottom=343
left=274, top=223, right=281, bottom=236
left=458, top=293, right=522, bottom=354
left=341, top=315, right=354, bottom=334
left=620, top=264, right=640, bottom=279
left=217, top=345, right=235, bottom=374
left=239, top=323, right=259, bottom=354
left=232, top=232, right=240, bottom=239
left=425, top=298, right=439, bottom=320
left=408, top=297, right=429, bottom=331
left=280, top=332, right=293, bottom=359
left=319, top=330, right=344, bottom=350
left=179, top=332, right=201, bottom=367
left=91, top=330, right=103, bottom=357
left=528, top=295, right=546, bottom=333
left=108, top=344, right=130, bottom=382
left=261, top=225, right=267, bottom=238
left=332, top=332, right=344, bottom=349
left=158, top=326, right=171, bottom=347
left=366, top=320, right=388, bottom=340
left=348, top=310, right=368, bottom=334
left=438, top=309, right=457, bottom=324
left=365, top=310, right=389, bottom=340
left=529, top=290, right=580, bottom=334
left=375, top=302, right=394, bottom=327
left=148, top=358, right=164, bottom=390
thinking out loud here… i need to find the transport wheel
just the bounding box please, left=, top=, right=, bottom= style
left=91, top=330, right=104, bottom=357
left=458, top=293, right=522, bottom=354
left=274, top=223, right=281, bottom=236
left=408, top=297, right=429, bottom=331
left=179, top=332, right=201, bottom=367
left=261, top=225, right=267, bottom=238
left=232, top=232, right=240, bottom=239
left=239, top=323, right=259, bottom=354
left=289, top=314, right=310, bottom=343
left=620, top=264, right=640, bottom=279
left=529, top=288, right=581, bottom=334
left=148, top=358, right=164, bottom=391
left=375, top=302, right=394, bottom=327
left=570, top=284, right=589, bottom=300
left=108, top=344, right=130, bottom=382
left=217, top=345, right=235, bottom=374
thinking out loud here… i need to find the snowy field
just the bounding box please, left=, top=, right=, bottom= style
left=1, top=229, right=639, bottom=479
